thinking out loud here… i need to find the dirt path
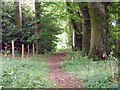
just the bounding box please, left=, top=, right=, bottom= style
left=48, top=52, right=83, bottom=88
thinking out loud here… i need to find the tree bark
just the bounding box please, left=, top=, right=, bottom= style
left=88, top=2, right=107, bottom=59
left=35, top=0, right=41, bottom=54
left=72, top=19, right=82, bottom=51
left=66, top=2, right=75, bottom=50
left=66, top=2, right=82, bottom=50
left=0, top=2, right=1, bottom=30
left=15, top=0, right=22, bottom=29
left=103, top=2, right=111, bottom=56
left=81, top=4, right=91, bottom=55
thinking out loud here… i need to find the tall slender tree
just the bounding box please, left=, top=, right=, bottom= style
left=15, top=0, right=22, bottom=30
left=66, top=2, right=82, bottom=50
left=35, top=0, right=41, bottom=54
left=66, top=2, right=75, bottom=50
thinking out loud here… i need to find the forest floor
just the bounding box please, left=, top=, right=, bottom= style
left=1, top=51, right=118, bottom=88
left=48, top=52, right=83, bottom=88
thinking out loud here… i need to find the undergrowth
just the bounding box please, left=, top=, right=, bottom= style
left=1, top=56, right=54, bottom=88
left=62, top=51, right=119, bottom=88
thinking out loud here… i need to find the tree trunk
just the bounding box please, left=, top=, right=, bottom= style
left=71, top=24, right=75, bottom=49
left=103, top=2, right=111, bottom=56
left=66, top=2, right=75, bottom=50
left=15, top=0, right=22, bottom=29
left=0, top=2, right=2, bottom=51
left=66, top=2, right=82, bottom=50
left=88, top=2, right=107, bottom=59
left=35, top=0, right=41, bottom=54
left=72, top=19, right=82, bottom=51
left=81, top=4, right=91, bottom=55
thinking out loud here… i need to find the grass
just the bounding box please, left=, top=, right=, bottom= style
left=1, top=56, right=54, bottom=88
left=61, top=51, right=119, bottom=88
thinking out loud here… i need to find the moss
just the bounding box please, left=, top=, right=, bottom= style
left=88, top=2, right=107, bottom=59
left=81, top=4, right=91, bottom=55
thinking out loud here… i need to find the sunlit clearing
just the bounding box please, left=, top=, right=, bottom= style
left=56, top=32, right=70, bottom=51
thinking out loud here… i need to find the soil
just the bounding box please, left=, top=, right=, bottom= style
left=48, top=52, right=83, bottom=88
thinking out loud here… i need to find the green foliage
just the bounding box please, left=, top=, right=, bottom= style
left=62, top=51, right=118, bottom=88
left=108, top=2, right=120, bottom=53
left=2, top=2, right=34, bottom=44
left=108, top=51, right=118, bottom=61
left=2, top=2, right=17, bottom=43
left=34, top=2, right=67, bottom=53
left=2, top=2, right=68, bottom=53
left=1, top=57, right=54, bottom=88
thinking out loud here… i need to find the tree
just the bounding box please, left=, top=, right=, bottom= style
left=66, top=2, right=82, bottom=50
left=0, top=1, right=2, bottom=51
left=33, top=2, right=66, bottom=53
left=80, top=3, right=91, bottom=55
left=35, top=0, right=41, bottom=54
left=66, top=2, right=75, bottom=50
left=15, top=0, right=22, bottom=30
left=88, top=2, right=107, bottom=59
left=107, top=2, right=120, bottom=57
left=103, top=2, right=111, bottom=56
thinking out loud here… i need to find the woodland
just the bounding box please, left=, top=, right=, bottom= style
left=1, top=0, right=120, bottom=88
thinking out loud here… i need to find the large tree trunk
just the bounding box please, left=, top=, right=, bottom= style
left=15, top=0, right=22, bottom=29
left=81, top=4, right=91, bottom=55
left=35, top=0, right=41, bottom=54
left=88, top=2, right=107, bottom=59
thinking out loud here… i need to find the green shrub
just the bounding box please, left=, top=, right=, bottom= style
left=62, top=51, right=118, bottom=88
left=1, top=57, right=54, bottom=88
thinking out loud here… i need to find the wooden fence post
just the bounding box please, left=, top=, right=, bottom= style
left=33, top=44, right=35, bottom=56
left=27, top=45, right=29, bottom=58
left=110, top=61, right=115, bottom=79
left=4, top=46, right=7, bottom=57
left=12, top=40, right=15, bottom=58
left=22, top=44, right=24, bottom=59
